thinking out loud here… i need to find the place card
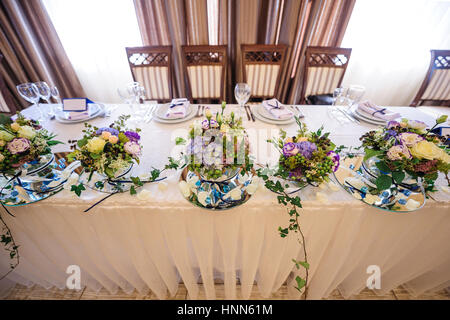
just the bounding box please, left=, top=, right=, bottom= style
left=62, top=98, right=94, bottom=112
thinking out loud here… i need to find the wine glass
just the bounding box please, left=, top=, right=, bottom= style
left=329, top=87, right=351, bottom=124
left=234, top=83, right=251, bottom=119
left=16, top=83, right=42, bottom=121
left=33, top=81, right=52, bottom=119
left=346, top=85, right=365, bottom=107
left=118, top=82, right=140, bottom=122
left=50, top=85, right=62, bottom=113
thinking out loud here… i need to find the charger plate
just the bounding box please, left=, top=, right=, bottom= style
left=333, top=154, right=426, bottom=213
left=179, top=167, right=253, bottom=211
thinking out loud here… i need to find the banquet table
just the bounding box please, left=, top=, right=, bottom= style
left=0, top=104, right=449, bottom=300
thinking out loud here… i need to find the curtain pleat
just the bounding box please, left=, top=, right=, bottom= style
left=133, top=0, right=355, bottom=103
left=0, top=0, right=85, bottom=110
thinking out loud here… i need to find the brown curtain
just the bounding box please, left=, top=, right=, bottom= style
left=133, top=0, right=355, bottom=103
left=278, top=0, right=356, bottom=103
left=0, top=0, right=85, bottom=110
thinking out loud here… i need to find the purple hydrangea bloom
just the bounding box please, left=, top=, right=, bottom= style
left=296, top=141, right=317, bottom=159
left=124, top=131, right=141, bottom=142
left=96, top=127, right=119, bottom=136
left=124, top=141, right=141, bottom=157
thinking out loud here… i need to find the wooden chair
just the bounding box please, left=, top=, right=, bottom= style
left=181, top=45, right=227, bottom=103
left=410, top=49, right=450, bottom=107
left=0, top=54, right=16, bottom=115
left=125, top=46, right=173, bottom=102
left=301, top=46, right=352, bottom=104
left=241, top=44, right=287, bottom=100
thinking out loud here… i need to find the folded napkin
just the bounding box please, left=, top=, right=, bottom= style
left=165, top=98, right=189, bottom=119
left=65, top=103, right=98, bottom=120
left=357, top=101, right=400, bottom=121
left=262, top=98, right=293, bottom=120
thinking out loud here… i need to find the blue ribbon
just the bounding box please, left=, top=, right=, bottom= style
left=371, top=108, right=386, bottom=116
left=267, top=100, right=280, bottom=109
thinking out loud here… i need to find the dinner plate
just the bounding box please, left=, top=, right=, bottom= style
left=153, top=104, right=196, bottom=124
left=55, top=104, right=103, bottom=124
left=353, top=106, right=388, bottom=123
left=349, top=106, right=386, bottom=125
left=254, top=105, right=297, bottom=125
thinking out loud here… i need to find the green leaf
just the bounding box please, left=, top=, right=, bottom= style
left=130, top=185, right=137, bottom=195
left=90, top=152, right=101, bottom=160
left=47, top=140, right=64, bottom=146
left=175, top=137, right=186, bottom=145
left=436, top=115, right=448, bottom=124
left=375, top=160, right=391, bottom=173
left=295, top=276, right=306, bottom=292
left=298, top=261, right=310, bottom=269
left=70, top=184, right=85, bottom=197
left=375, top=175, right=392, bottom=191
left=77, top=138, right=88, bottom=148
left=392, top=171, right=405, bottom=184
left=363, top=148, right=385, bottom=161
left=131, top=176, right=143, bottom=186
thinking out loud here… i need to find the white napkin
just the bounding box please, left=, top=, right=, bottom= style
left=165, top=98, right=189, bottom=119
left=65, top=103, right=99, bottom=120
left=262, top=98, right=293, bottom=120
left=357, top=100, right=400, bottom=121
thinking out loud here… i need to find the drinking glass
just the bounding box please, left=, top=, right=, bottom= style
left=346, top=85, right=365, bottom=107
left=329, top=87, right=351, bottom=124
left=16, top=83, right=43, bottom=121
left=118, top=82, right=140, bottom=122
left=50, top=85, right=62, bottom=113
left=234, top=83, right=251, bottom=119
left=34, top=81, right=52, bottom=119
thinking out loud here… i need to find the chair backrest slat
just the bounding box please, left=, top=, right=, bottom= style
left=125, top=46, right=173, bottom=102
left=181, top=45, right=227, bottom=102
left=241, top=44, right=287, bottom=99
left=301, top=46, right=351, bottom=104
left=411, top=49, right=450, bottom=107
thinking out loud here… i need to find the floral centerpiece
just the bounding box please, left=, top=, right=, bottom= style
left=175, top=102, right=255, bottom=209
left=267, top=117, right=341, bottom=188
left=181, top=102, right=252, bottom=181
left=360, top=116, right=449, bottom=191
left=0, top=114, right=62, bottom=175
left=68, top=115, right=142, bottom=180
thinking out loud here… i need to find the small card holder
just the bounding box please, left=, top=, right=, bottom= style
left=62, top=98, right=95, bottom=112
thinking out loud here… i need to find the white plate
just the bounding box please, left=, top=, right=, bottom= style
left=152, top=104, right=196, bottom=124
left=257, top=104, right=296, bottom=122
left=55, top=104, right=103, bottom=124
left=254, top=105, right=297, bottom=125
left=353, top=106, right=387, bottom=122
left=349, top=108, right=386, bottom=125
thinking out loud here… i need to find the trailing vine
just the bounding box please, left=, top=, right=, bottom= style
left=0, top=208, right=19, bottom=281
left=257, top=167, right=310, bottom=299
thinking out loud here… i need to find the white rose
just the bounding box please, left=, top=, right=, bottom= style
left=245, top=181, right=258, bottom=195
left=157, top=181, right=168, bottom=192
left=197, top=191, right=209, bottom=206
left=227, top=187, right=242, bottom=201
left=137, top=189, right=152, bottom=201
left=364, top=194, right=379, bottom=205
left=17, top=125, right=37, bottom=139
left=405, top=199, right=420, bottom=211
left=178, top=181, right=191, bottom=198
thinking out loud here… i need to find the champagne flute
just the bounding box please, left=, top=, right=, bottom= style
left=33, top=81, right=52, bottom=119
left=234, top=83, right=251, bottom=119
left=16, top=83, right=42, bottom=121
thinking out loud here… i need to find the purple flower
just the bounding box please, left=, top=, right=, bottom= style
left=282, top=142, right=299, bottom=157
left=124, top=141, right=141, bottom=157
left=327, top=150, right=340, bottom=172
left=7, top=138, right=31, bottom=154
left=201, top=119, right=209, bottom=130
left=384, top=129, right=398, bottom=140
left=124, top=131, right=141, bottom=142
left=288, top=167, right=303, bottom=179
left=96, top=127, right=119, bottom=136
left=297, top=141, right=317, bottom=159
left=387, top=121, right=400, bottom=129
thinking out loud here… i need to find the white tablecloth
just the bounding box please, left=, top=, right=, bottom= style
left=0, top=104, right=449, bottom=299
